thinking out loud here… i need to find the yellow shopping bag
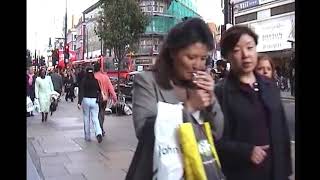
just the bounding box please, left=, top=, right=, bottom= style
left=179, top=122, right=224, bottom=180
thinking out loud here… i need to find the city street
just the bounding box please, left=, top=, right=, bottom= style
left=27, top=99, right=137, bottom=180
left=27, top=95, right=295, bottom=180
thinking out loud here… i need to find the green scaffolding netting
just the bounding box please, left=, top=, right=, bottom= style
left=144, top=0, right=200, bottom=34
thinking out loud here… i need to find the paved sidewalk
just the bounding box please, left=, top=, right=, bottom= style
left=27, top=100, right=137, bottom=180
left=27, top=150, right=42, bottom=180
left=281, top=91, right=295, bottom=100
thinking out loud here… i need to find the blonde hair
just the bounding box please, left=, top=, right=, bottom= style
left=257, top=53, right=276, bottom=79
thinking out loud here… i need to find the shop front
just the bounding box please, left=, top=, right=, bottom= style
left=134, top=57, right=156, bottom=71
left=248, top=13, right=294, bottom=75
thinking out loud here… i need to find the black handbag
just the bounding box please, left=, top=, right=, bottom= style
left=125, top=117, right=155, bottom=180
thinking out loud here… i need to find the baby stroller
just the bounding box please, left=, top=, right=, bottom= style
left=50, top=91, right=60, bottom=116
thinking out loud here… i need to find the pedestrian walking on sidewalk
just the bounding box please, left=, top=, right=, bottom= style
left=94, top=62, right=117, bottom=136
left=126, top=17, right=224, bottom=180
left=78, top=67, right=103, bottom=143
left=35, top=68, right=54, bottom=122
left=64, top=71, right=75, bottom=102
left=215, top=25, right=292, bottom=180
left=50, top=68, right=63, bottom=96
left=27, top=66, right=37, bottom=117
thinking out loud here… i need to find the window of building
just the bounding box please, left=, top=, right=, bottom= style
left=154, top=45, right=158, bottom=52
left=271, top=2, right=295, bottom=16
left=74, top=45, right=76, bottom=50
left=235, top=12, right=257, bottom=24
left=154, top=5, right=158, bottom=12
left=147, top=5, right=152, bottom=11
left=159, top=6, right=164, bottom=12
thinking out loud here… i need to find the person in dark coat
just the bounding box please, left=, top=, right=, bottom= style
left=214, top=25, right=292, bottom=180
left=216, top=60, right=228, bottom=81
left=64, top=71, right=75, bottom=102
left=50, top=68, right=63, bottom=95
left=76, top=67, right=85, bottom=88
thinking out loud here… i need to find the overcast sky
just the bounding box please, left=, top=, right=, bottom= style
left=27, top=0, right=224, bottom=55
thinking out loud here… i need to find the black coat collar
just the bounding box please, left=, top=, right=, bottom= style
left=224, top=71, right=276, bottom=111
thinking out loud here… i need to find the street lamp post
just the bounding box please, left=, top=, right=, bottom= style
left=64, top=0, right=68, bottom=67
left=82, top=23, right=86, bottom=60
left=87, top=28, right=89, bottom=59
left=100, top=38, right=103, bottom=56
left=223, top=0, right=235, bottom=32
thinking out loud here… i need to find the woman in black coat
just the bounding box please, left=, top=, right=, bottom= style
left=214, top=26, right=292, bottom=180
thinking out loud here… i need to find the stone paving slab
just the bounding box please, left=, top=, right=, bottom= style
left=82, top=167, right=125, bottom=180
left=27, top=150, right=41, bottom=180
left=45, top=174, right=87, bottom=180
left=38, top=136, right=82, bottom=153
left=40, top=154, right=71, bottom=166
left=66, top=150, right=106, bottom=163
left=101, top=150, right=134, bottom=171
left=41, top=164, right=69, bottom=178
left=64, top=161, right=108, bottom=175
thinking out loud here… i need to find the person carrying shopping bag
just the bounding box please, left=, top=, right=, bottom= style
left=125, top=18, right=224, bottom=180
left=35, top=68, right=54, bottom=122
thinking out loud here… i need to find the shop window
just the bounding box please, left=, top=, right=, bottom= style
left=271, top=2, right=295, bottom=16
left=235, top=12, right=257, bottom=24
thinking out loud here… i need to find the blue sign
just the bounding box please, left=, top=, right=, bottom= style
left=235, top=0, right=259, bottom=11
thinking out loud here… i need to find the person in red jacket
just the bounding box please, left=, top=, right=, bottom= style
left=94, top=62, right=117, bottom=136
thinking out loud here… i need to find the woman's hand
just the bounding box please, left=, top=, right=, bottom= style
left=193, top=71, right=214, bottom=93
left=193, top=71, right=216, bottom=105
left=251, top=145, right=269, bottom=165
left=184, top=89, right=212, bottom=112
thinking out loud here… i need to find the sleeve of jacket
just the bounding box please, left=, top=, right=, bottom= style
left=78, top=79, right=85, bottom=105
left=48, top=76, right=54, bottom=92
left=96, top=79, right=101, bottom=93
left=280, top=104, right=293, bottom=176
left=35, top=78, right=39, bottom=99
left=207, top=98, right=224, bottom=140
left=214, top=83, right=254, bottom=169
left=132, top=72, right=158, bottom=140
left=106, top=76, right=117, bottom=101
left=59, top=76, right=63, bottom=89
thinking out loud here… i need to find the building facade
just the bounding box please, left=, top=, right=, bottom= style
left=233, top=0, right=295, bottom=72
left=134, top=0, right=200, bottom=71
left=74, top=17, right=84, bottom=60
left=83, top=1, right=104, bottom=59
left=67, top=28, right=77, bottom=51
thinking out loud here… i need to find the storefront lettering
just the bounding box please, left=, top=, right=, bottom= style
left=250, top=14, right=294, bottom=52
left=236, top=0, right=259, bottom=10
left=135, top=59, right=153, bottom=65
left=261, top=32, right=283, bottom=41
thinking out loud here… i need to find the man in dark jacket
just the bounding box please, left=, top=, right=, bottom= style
left=50, top=68, right=63, bottom=95
left=76, top=66, right=85, bottom=88
left=216, top=60, right=229, bottom=81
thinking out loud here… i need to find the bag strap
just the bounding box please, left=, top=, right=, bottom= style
left=203, top=122, right=222, bottom=168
